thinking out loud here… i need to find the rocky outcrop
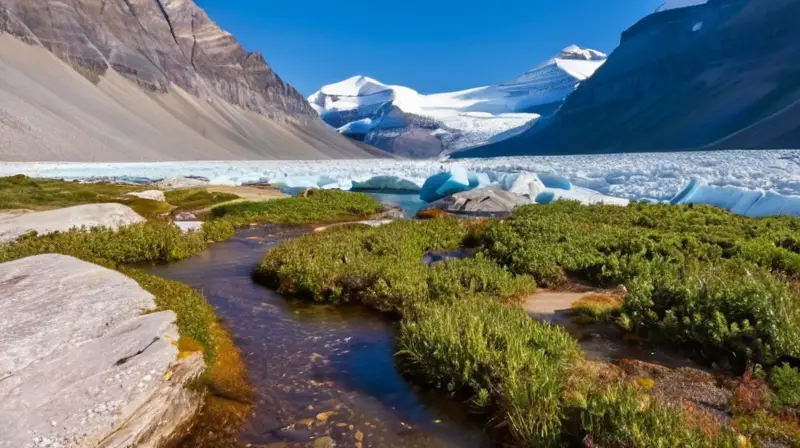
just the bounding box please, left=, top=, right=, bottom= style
left=0, top=0, right=313, bottom=121
left=126, top=190, right=167, bottom=202
left=0, top=254, right=204, bottom=448
left=456, top=0, right=800, bottom=157
left=430, top=187, right=530, bottom=215
left=0, top=0, right=386, bottom=161
left=0, top=203, right=145, bottom=243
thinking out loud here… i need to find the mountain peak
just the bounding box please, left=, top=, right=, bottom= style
left=557, top=45, right=607, bottom=62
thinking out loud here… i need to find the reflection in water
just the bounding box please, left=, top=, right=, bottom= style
left=146, top=226, right=492, bottom=447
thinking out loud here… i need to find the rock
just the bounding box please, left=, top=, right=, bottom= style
left=0, top=203, right=145, bottom=243
left=431, top=186, right=531, bottom=215
left=0, top=254, right=204, bottom=448
left=417, top=208, right=448, bottom=220
left=373, top=205, right=405, bottom=220
left=175, top=212, right=198, bottom=222
left=294, top=418, right=315, bottom=430
left=316, top=411, right=336, bottom=422
left=126, top=190, right=167, bottom=202
left=313, top=436, right=336, bottom=448
left=154, top=177, right=211, bottom=190
left=176, top=221, right=204, bottom=233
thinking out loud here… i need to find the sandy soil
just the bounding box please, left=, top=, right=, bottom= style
left=0, top=35, right=381, bottom=162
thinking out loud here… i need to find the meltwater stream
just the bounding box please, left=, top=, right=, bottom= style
left=146, top=225, right=491, bottom=448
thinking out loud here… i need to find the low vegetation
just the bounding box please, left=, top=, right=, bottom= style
left=164, top=188, right=239, bottom=213
left=570, top=292, right=623, bottom=323
left=255, top=219, right=533, bottom=314
left=0, top=174, right=143, bottom=209
left=257, top=201, right=800, bottom=446
left=0, top=175, right=239, bottom=219
left=210, top=189, right=382, bottom=226
left=398, top=299, right=580, bottom=446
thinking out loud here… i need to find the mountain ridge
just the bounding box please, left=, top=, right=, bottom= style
left=0, top=0, right=384, bottom=161
left=308, top=46, right=606, bottom=158
left=455, top=0, right=800, bottom=158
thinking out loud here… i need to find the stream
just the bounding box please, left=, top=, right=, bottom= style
left=146, top=225, right=492, bottom=448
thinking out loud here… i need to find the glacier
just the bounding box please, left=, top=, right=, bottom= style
left=307, top=46, right=607, bottom=157
left=1, top=150, right=798, bottom=217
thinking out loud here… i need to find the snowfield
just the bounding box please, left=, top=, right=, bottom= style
left=2, top=150, right=798, bottom=216
left=308, top=46, right=607, bottom=155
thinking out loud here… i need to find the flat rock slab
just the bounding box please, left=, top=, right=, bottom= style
left=126, top=190, right=166, bottom=202
left=0, top=203, right=145, bottom=243
left=0, top=254, right=203, bottom=448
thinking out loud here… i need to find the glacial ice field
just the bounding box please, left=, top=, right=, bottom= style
left=1, top=150, right=798, bottom=216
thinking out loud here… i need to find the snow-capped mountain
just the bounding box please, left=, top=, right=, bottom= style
left=308, top=46, right=607, bottom=158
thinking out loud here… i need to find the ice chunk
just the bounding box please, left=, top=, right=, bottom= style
left=435, top=166, right=471, bottom=199
left=469, top=172, right=491, bottom=189
left=536, top=187, right=629, bottom=206
left=499, top=173, right=546, bottom=198
left=351, top=176, right=421, bottom=193
left=420, top=167, right=473, bottom=203
left=537, top=173, right=572, bottom=191
left=671, top=179, right=800, bottom=217
left=535, top=191, right=556, bottom=204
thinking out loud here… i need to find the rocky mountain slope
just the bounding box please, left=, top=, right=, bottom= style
left=455, top=0, right=800, bottom=158
left=0, top=0, right=384, bottom=161
left=309, top=46, right=606, bottom=158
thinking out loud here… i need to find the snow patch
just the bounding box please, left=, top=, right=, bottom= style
left=308, top=46, right=606, bottom=154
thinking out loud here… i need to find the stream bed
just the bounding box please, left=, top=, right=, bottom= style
left=146, top=225, right=492, bottom=448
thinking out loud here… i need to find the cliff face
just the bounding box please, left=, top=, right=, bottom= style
left=0, top=0, right=384, bottom=161
left=456, top=0, right=800, bottom=158
left=0, top=0, right=315, bottom=121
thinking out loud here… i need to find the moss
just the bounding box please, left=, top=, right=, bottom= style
left=126, top=198, right=173, bottom=219
left=164, top=188, right=239, bottom=214
left=0, top=175, right=144, bottom=210
left=210, top=189, right=382, bottom=226
left=571, top=293, right=623, bottom=323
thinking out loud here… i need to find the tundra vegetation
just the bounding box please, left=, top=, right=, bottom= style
left=256, top=201, right=800, bottom=447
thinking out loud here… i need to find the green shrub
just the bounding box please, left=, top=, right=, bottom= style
left=397, top=299, right=581, bottom=446
left=579, top=383, right=741, bottom=447
left=476, top=202, right=800, bottom=364
left=0, top=221, right=207, bottom=266
left=620, top=261, right=800, bottom=365
left=770, top=363, right=800, bottom=409
left=211, top=189, right=382, bottom=226
left=255, top=219, right=532, bottom=314
left=165, top=188, right=239, bottom=212
left=202, top=219, right=237, bottom=242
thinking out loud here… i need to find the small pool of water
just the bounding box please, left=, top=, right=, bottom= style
left=146, top=226, right=491, bottom=447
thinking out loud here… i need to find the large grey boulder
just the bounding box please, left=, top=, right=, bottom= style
left=0, top=254, right=204, bottom=448
left=0, top=203, right=145, bottom=243
left=431, top=186, right=531, bottom=215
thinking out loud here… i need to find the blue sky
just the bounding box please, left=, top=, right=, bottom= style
left=195, top=0, right=663, bottom=96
